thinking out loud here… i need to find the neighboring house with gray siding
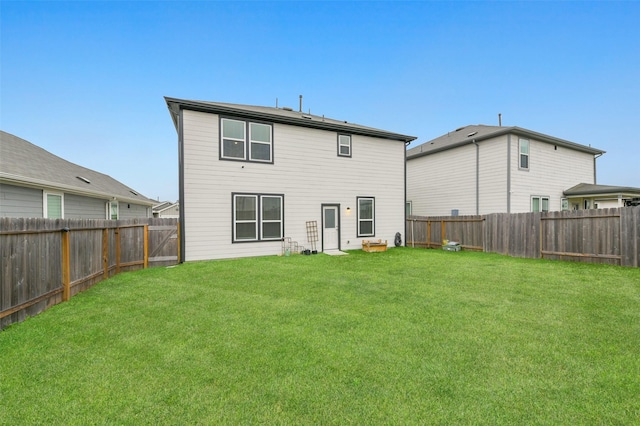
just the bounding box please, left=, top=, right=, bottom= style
left=165, top=97, right=416, bottom=261
left=153, top=201, right=180, bottom=218
left=406, top=125, right=605, bottom=216
left=0, top=130, right=155, bottom=219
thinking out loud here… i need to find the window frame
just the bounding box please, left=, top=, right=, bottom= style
left=337, top=134, right=352, bottom=157
left=357, top=196, right=375, bottom=237
left=531, top=196, right=550, bottom=212
left=232, top=192, right=284, bottom=243
left=405, top=201, right=412, bottom=217
left=43, top=191, right=64, bottom=219
left=519, top=138, right=530, bottom=170
left=220, top=117, right=273, bottom=164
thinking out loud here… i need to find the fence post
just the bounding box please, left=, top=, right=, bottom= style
left=143, top=224, right=149, bottom=269
left=441, top=220, right=446, bottom=245
left=61, top=227, right=71, bottom=302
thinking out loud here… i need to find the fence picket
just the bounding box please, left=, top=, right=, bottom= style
left=0, top=218, right=178, bottom=330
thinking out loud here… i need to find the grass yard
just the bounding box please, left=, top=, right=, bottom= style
left=1, top=248, right=639, bottom=425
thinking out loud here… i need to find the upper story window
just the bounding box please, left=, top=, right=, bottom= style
left=519, top=138, right=530, bottom=170
left=338, top=134, right=352, bottom=157
left=221, top=118, right=273, bottom=163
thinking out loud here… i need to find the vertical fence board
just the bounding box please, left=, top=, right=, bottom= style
left=1, top=218, right=178, bottom=330
left=407, top=206, right=640, bottom=267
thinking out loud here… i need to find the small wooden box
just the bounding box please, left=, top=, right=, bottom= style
left=362, top=239, right=388, bottom=252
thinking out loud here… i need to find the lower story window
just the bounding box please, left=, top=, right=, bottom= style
left=233, top=193, right=283, bottom=242
left=531, top=196, right=549, bottom=212
left=357, top=196, right=375, bottom=237
left=44, top=192, right=63, bottom=219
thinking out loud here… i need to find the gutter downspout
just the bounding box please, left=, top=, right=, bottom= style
left=404, top=141, right=410, bottom=246
left=593, top=153, right=603, bottom=184
left=507, top=134, right=511, bottom=213
left=472, top=139, right=479, bottom=215
left=177, top=108, right=186, bottom=263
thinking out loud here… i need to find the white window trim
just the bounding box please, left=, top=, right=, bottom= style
left=221, top=118, right=247, bottom=160
left=338, top=134, right=352, bottom=157
left=248, top=122, right=273, bottom=163
left=519, top=138, right=530, bottom=170
left=43, top=191, right=64, bottom=219
left=357, top=197, right=375, bottom=237
left=233, top=193, right=283, bottom=243
left=107, top=200, right=119, bottom=220
left=531, top=196, right=549, bottom=212
left=260, top=195, right=283, bottom=240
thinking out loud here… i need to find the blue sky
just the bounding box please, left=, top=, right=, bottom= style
left=2, top=1, right=639, bottom=202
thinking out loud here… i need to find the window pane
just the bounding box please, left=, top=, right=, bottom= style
left=359, top=199, right=373, bottom=219
left=520, top=154, right=529, bottom=169
left=532, top=198, right=540, bottom=212
left=250, top=142, right=271, bottom=161
left=339, top=145, right=350, bottom=155
left=262, top=196, right=281, bottom=220
left=250, top=123, right=271, bottom=143
left=236, top=223, right=257, bottom=240
left=223, top=119, right=245, bottom=139
left=223, top=139, right=245, bottom=158
left=324, top=208, right=335, bottom=229
left=519, top=139, right=529, bottom=154
left=406, top=202, right=412, bottom=216
left=262, top=222, right=282, bottom=239
left=47, top=194, right=62, bottom=219
left=235, top=196, right=256, bottom=220
left=359, top=221, right=373, bottom=236
left=542, top=198, right=549, bottom=212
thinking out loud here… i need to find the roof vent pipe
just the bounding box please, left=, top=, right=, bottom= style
left=498, top=113, right=502, bottom=127
left=299, top=95, right=303, bottom=112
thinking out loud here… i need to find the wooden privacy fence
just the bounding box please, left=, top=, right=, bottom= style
left=407, top=206, right=640, bottom=267
left=1, top=217, right=179, bottom=330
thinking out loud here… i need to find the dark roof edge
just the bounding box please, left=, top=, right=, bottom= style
left=564, top=186, right=640, bottom=196
left=407, top=126, right=605, bottom=160
left=164, top=97, right=417, bottom=143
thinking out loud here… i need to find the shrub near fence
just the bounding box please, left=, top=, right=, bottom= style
left=0, top=217, right=179, bottom=330
left=407, top=206, right=640, bottom=267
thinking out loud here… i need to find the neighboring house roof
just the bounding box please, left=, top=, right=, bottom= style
left=165, top=97, right=417, bottom=143
left=564, top=183, right=640, bottom=197
left=407, top=124, right=605, bottom=159
left=153, top=201, right=179, bottom=214
left=0, top=130, right=155, bottom=206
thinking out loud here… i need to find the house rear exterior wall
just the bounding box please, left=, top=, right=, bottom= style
left=119, top=202, right=150, bottom=219
left=64, top=193, right=106, bottom=219
left=509, top=137, right=595, bottom=213
left=0, top=183, right=42, bottom=218
left=181, top=109, right=406, bottom=261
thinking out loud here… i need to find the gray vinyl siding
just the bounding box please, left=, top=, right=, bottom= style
left=119, top=202, right=150, bottom=219
left=182, top=109, right=406, bottom=261
left=477, top=136, right=508, bottom=214
left=64, top=193, right=107, bottom=219
left=0, top=183, right=43, bottom=218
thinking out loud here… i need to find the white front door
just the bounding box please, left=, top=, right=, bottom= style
left=323, top=206, right=339, bottom=251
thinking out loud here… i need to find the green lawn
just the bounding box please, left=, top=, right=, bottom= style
left=1, top=248, right=639, bottom=425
